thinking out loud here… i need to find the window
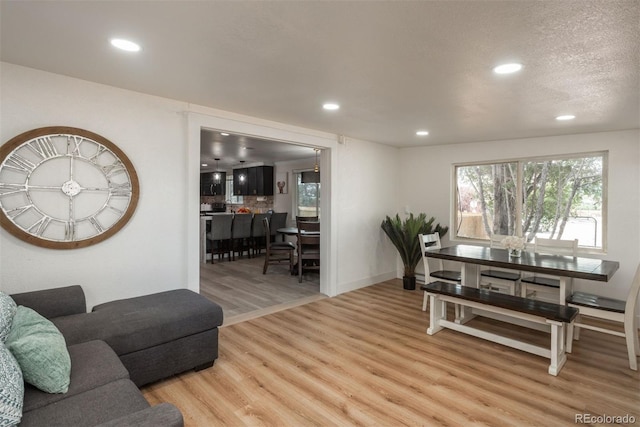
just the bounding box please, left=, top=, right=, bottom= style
left=294, top=170, right=320, bottom=218
left=225, top=176, right=242, bottom=204
left=454, top=152, right=606, bottom=251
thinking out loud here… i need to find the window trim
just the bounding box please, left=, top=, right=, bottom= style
left=451, top=150, right=608, bottom=254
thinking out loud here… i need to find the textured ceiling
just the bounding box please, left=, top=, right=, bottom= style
left=1, top=1, right=639, bottom=153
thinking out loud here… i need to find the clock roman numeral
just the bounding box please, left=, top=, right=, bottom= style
left=5, top=204, right=33, bottom=219
left=0, top=182, right=27, bottom=197
left=4, top=153, right=36, bottom=174
left=65, top=222, right=76, bottom=241
left=88, top=217, right=104, bottom=233
left=27, top=136, right=58, bottom=159
left=108, top=182, right=132, bottom=197
left=102, top=160, right=126, bottom=178
left=28, top=215, right=52, bottom=236
left=68, top=135, right=85, bottom=156
left=89, top=146, right=108, bottom=164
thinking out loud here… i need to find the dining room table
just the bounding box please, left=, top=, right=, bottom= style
left=425, top=244, right=620, bottom=306
left=276, top=227, right=321, bottom=236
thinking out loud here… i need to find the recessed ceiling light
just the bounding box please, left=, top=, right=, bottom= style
left=323, top=103, right=340, bottom=111
left=416, top=130, right=430, bottom=136
left=556, top=114, right=576, bottom=121
left=220, top=132, right=229, bottom=136
left=201, top=163, right=208, bottom=167
left=110, top=38, right=141, bottom=52
left=493, top=63, right=522, bottom=74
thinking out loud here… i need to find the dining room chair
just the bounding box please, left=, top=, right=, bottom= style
left=297, top=220, right=320, bottom=283
left=250, top=213, right=270, bottom=257
left=231, top=213, right=253, bottom=260
left=419, top=232, right=461, bottom=311
left=262, top=217, right=295, bottom=274
left=269, top=212, right=288, bottom=242
left=206, top=213, right=233, bottom=263
left=296, top=215, right=319, bottom=227
left=520, top=237, right=578, bottom=302
left=479, top=234, right=521, bottom=295
left=566, top=263, right=640, bottom=370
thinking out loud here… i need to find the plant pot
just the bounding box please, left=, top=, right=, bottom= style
left=402, top=276, right=416, bottom=290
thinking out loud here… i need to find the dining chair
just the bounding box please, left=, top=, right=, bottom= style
left=296, top=215, right=319, bottom=227
left=566, top=263, right=640, bottom=370
left=261, top=217, right=295, bottom=274
left=250, top=213, right=270, bottom=257
left=297, top=220, right=320, bottom=283
left=269, top=212, right=288, bottom=242
left=231, top=213, right=253, bottom=260
left=419, top=232, right=461, bottom=311
left=479, top=234, right=521, bottom=295
left=206, top=214, right=233, bottom=263
left=520, top=237, right=578, bottom=302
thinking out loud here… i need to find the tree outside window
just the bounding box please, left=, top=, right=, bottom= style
left=455, top=152, right=605, bottom=250
left=294, top=171, right=320, bottom=218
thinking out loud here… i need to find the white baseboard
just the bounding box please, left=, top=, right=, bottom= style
left=338, top=271, right=398, bottom=294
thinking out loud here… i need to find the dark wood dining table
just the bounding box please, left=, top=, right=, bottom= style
left=276, top=227, right=320, bottom=236
left=425, top=244, right=620, bottom=305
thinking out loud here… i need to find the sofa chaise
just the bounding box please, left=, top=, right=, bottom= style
left=3, top=285, right=224, bottom=426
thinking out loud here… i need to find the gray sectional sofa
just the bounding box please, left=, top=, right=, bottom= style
left=9, top=285, right=224, bottom=426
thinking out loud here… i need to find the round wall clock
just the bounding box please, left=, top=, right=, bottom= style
left=0, top=126, right=139, bottom=249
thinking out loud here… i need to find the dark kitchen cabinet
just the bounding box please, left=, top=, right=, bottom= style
left=233, top=166, right=273, bottom=196
left=252, top=166, right=274, bottom=196
left=200, top=172, right=226, bottom=196
left=233, top=168, right=248, bottom=196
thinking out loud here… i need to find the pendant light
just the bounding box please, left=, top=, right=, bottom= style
left=213, top=158, right=222, bottom=184
left=302, top=149, right=321, bottom=184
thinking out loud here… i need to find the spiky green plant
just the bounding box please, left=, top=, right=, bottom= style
left=380, top=213, right=449, bottom=277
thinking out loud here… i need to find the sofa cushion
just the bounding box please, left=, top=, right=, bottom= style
left=53, top=289, right=223, bottom=356
left=0, top=342, right=23, bottom=426
left=10, top=286, right=86, bottom=320
left=96, top=403, right=184, bottom=427
left=23, top=340, right=129, bottom=412
left=18, top=379, right=149, bottom=427
left=0, top=292, right=17, bottom=343
left=5, top=306, right=71, bottom=394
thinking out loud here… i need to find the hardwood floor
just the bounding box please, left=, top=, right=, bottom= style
left=200, top=254, right=320, bottom=323
left=143, top=280, right=640, bottom=426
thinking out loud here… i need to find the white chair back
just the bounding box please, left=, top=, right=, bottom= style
left=419, top=232, right=443, bottom=280
left=533, top=237, right=578, bottom=256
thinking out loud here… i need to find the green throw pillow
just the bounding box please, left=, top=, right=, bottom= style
left=0, top=342, right=23, bottom=426
left=5, top=306, right=70, bottom=394
left=0, top=293, right=17, bottom=343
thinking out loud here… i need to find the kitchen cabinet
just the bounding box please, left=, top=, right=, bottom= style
left=233, top=168, right=248, bottom=196
left=200, top=172, right=226, bottom=196
left=233, top=166, right=273, bottom=196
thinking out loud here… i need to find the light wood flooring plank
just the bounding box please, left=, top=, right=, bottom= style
left=200, top=254, right=320, bottom=321
left=144, top=279, right=640, bottom=426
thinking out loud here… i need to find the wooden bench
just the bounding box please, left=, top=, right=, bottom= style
left=422, top=281, right=579, bottom=376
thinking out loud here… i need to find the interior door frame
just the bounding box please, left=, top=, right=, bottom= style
left=185, top=110, right=338, bottom=297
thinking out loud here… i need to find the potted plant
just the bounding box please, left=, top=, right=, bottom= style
left=381, top=213, right=449, bottom=290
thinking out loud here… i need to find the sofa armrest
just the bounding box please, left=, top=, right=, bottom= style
left=96, top=403, right=184, bottom=427
left=10, top=285, right=86, bottom=319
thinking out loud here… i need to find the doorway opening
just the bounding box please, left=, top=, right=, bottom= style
left=196, top=126, right=333, bottom=323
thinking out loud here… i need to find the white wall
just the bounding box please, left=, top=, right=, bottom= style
left=399, top=130, right=640, bottom=299
left=0, top=63, right=190, bottom=308
left=334, top=137, right=400, bottom=292
left=1, top=62, right=400, bottom=305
